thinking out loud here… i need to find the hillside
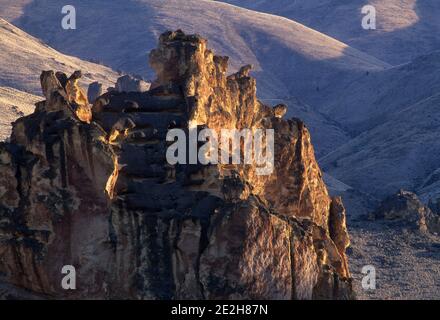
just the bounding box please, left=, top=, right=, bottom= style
left=0, top=18, right=118, bottom=95
left=262, top=97, right=351, bottom=158
left=0, top=0, right=392, bottom=156
left=321, top=93, right=440, bottom=200
left=219, top=0, right=440, bottom=65
left=2, top=0, right=389, bottom=100
left=315, top=51, right=440, bottom=133
left=0, top=0, right=439, bottom=300
left=3, top=0, right=439, bottom=210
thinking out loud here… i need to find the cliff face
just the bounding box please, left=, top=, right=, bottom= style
left=0, top=30, right=353, bottom=299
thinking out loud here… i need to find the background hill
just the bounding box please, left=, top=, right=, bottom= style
left=219, top=0, right=440, bottom=65
left=0, top=18, right=120, bottom=142
left=2, top=0, right=389, bottom=98
left=2, top=0, right=440, bottom=299
left=0, top=18, right=118, bottom=95
left=321, top=93, right=440, bottom=199
left=0, top=0, right=391, bottom=157
left=0, top=86, right=40, bottom=141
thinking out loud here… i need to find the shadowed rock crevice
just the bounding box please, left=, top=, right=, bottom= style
left=0, top=30, right=353, bottom=300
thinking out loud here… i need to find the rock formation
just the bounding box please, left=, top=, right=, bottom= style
left=39, top=70, right=92, bottom=123
left=428, top=198, right=440, bottom=215
left=87, top=81, right=103, bottom=104
left=371, top=190, right=440, bottom=234
left=115, top=75, right=151, bottom=93
left=0, top=30, right=353, bottom=299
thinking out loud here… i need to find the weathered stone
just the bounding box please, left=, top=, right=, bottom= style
left=39, top=70, right=92, bottom=123
left=273, top=104, right=288, bottom=118
left=55, top=71, right=68, bottom=89
left=40, top=70, right=64, bottom=102
left=200, top=199, right=293, bottom=300
left=428, top=198, right=440, bottom=215
left=115, top=75, right=151, bottom=93
left=93, top=91, right=185, bottom=113
left=329, top=196, right=350, bottom=278
left=66, top=71, right=89, bottom=106
left=65, top=70, right=92, bottom=123
left=0, top=30, right=353, bottom=300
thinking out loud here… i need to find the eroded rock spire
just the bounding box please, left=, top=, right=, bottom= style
left=0, top=30, right=353, bottom=300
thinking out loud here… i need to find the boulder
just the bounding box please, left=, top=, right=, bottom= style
left=0, top=30, right=354, bottom=300
left=371, top=190, right=440, bottom=234
left=115, top=75, right=150, bottom=93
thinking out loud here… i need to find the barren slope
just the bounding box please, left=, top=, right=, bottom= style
left=0, top=86, right=40, bottom=141
left=0, top=18, right=118, bottom=94
left=1, top=0, right=389, bottom=101
left=220, top=0, right=440, bottom=65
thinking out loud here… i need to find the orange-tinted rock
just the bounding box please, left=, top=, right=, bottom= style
left=0, top=31, right=353, bottom=299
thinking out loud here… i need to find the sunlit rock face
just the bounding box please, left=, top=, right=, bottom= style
left=0, top=30, right=353, bottom=300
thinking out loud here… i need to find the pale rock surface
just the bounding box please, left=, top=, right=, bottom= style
left=87, top=82, right=103, bottom=104
left=220, top=0, right=440, bottom=65
left=0, top=18, right=118, bottom=95
left=115, top=75, right=151, bottom=93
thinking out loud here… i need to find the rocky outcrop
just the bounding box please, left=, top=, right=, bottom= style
left=87, top=81, right=103, bottom=104
left=0, top=30, right=353, bottom=300
left=329, top=197, right=350, bottom=278
left=370, top=190, right=440, bottom=234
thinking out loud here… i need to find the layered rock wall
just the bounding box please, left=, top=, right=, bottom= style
left=0, top=31, right=353, bottom=299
